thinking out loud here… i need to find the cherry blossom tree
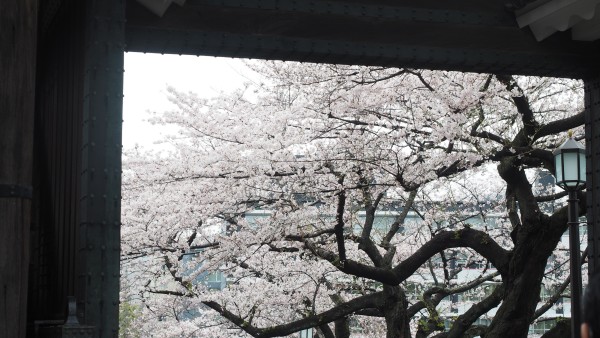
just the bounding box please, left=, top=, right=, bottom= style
left=121, top=62, right=585, bottom=338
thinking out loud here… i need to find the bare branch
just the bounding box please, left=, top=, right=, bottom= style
left=335, top=176, right=348, bottom=265
left=382, top=190, right=418, bottom=248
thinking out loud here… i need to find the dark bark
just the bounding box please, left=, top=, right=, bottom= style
left=393, top=228, right=511, bottom=281
left=381, top=286, right=411, bottom=338
left=535, top=111, right=585, bottom=141
left=334, top=317, right=350, bottom=338
left=496, top=75, right=538, bottom=142
left=316, top=324, right=335, bottom=338
left=444, top=284, right=504, bottom=338
left=202, top=292, right=383, bottom=338
left=304, top=239, right=401, bottom=285
left=334, top=176, right=348, bottom=264
left=408, top=272, right=500, bottom=318
left=306, top=227, right=510, bottom=286
left=485, top=142, right=582, bottom=337
left=539, top=319, right=570, bottom=338
left=382, top=190, right=417, bottom=249
left=359, top=200, right=385, bottom=266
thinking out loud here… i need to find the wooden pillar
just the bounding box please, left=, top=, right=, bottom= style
left=586, top=76, right=600, bottom=276
left=77, top=1, right=125, bottom=337
left=0, top=1, right=38, bottom=338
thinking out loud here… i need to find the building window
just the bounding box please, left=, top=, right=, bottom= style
left=299, top=328, right=313, bottom=338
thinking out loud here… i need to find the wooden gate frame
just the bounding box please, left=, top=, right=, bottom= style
left=2, top=1, right=600, bottom=337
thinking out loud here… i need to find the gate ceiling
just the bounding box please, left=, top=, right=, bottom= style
left=125, top=0, right=600, bottom=78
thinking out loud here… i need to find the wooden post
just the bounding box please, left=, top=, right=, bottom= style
left=78, top=1, right=125, bottom=336
left=0, top=1, right=38, bottom=338
left=586, top=76, right=600, bottom=277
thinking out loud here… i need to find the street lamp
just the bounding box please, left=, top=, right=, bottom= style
left=553, top=135, right=585, bottom=338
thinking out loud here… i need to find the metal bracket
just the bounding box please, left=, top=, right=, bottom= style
left=0, top=184, right=33, bottom=199
left=65, top=296, right=80, bottom=326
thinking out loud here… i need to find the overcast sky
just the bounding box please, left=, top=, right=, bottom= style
left=123, top=52, right=252, bottom=149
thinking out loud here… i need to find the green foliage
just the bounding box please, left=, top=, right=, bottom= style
left=119, top=301, right=141, bottom=338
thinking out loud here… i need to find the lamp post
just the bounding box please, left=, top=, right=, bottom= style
left=553, top=135, right=585, bottom=338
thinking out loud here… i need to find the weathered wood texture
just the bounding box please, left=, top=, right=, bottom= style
left=30, top=0, right=85, bottom=324
left=0, top=1, right=38, bottom=338
left=125, top=0, right=600, bottom=78
left=77, top=1, right=125, bottom=336
left=30, top=2, right=125, bottom=337
left=586, top=76, right=600, bottom=275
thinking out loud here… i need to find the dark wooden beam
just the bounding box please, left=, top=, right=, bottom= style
left=0, top=1, right=37, bottom=338
left=125, top=0, right=600, bottom=78
left=586, top=76, right=600, bottom=276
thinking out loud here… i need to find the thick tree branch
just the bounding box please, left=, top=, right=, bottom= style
left=316, top=324, right=335, bottom=338
left=497, top=158, right=542, bottom=229
left=354, top=308, right=383, bottom=317
left=358, top=177, right=384, bottom=266
left=351, top=69, right=407, bottom=85
left=533, top=111, right=585, bottom=141
left=190, top=242, right=220, bottom=250
left=334, top=317, right=351, bottom=338
left=408, top=271, right=500, bottom=317
left=335, top=177, right=348, bottom=265
left=304, top=240, right=401, bottom=285
left=539, top=319, right=570, bottom=338
left=202, top=292, right=384, bottom=338
left=444, top=284, right=504, bottom=338
left=307, top=227, right=510, bottom=287
left=536, top=190, right=569, bottom=203
left=393, top=228, right=511, bottom=281
left=496, top=74, right=538, bottom=142
left=548, top=191, right=587, bottom=228
left=431, top=284, right=504, bottom=338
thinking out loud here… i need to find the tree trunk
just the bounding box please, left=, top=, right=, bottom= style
left=485, top=254, right=547, bottom=337
left=484, top=157, right=571, bottom=337
left=486, top=208, right=568, bottom=336
left=0, top=1, right=37, bottom=338
left=381, top=286, right=411, bottom=338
